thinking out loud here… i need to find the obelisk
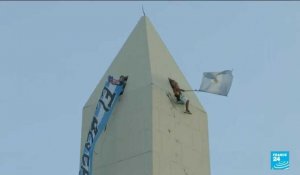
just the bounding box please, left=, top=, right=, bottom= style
left=79, top=16, right=210, bottom=175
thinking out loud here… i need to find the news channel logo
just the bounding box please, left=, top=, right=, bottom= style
left=271, top=151, right=289, bottom=170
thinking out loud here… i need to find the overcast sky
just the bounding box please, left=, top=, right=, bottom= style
left=0, top=2, right=299, bottom=175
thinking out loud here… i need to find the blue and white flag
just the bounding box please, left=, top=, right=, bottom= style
left=200, top=70, right=233, bottom=96
left=79, top=75, right=128, bottom=175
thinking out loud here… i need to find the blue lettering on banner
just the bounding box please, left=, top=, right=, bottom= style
left=79, top=75, right=128, bottom=175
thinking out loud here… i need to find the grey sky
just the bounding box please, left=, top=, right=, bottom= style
left=0, top=2, right=299, bottom=175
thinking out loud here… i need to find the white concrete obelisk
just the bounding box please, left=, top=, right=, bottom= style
left=80, top=16, right=210, bottom=175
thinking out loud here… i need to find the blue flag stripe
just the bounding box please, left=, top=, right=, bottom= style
left=79, top=76, right=126, bottom=175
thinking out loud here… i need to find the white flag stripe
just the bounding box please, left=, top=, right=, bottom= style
left=200, top=70, right=233, bottom=96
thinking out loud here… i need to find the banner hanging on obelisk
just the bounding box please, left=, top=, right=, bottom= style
left=79, top=75, right=128, bottom=175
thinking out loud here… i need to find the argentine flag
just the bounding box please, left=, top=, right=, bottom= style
left=200, top=70, right=233, bottom=96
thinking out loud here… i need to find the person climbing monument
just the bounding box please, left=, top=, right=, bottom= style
left=168, top=78, right=191, bottom=114
left=108, top=75, right=128, bottom=96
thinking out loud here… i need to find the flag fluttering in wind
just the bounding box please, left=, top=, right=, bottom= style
left=199, top=70, right=233, bottom=96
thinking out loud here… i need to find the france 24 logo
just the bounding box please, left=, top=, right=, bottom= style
left=271, top=151, right=289, bottom=170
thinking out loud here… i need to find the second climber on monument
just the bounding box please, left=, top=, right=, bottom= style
left=168, top=78, right=192, bottom=114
